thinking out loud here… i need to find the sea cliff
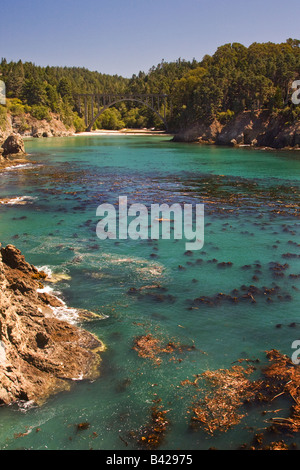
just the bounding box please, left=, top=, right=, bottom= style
left=173, top=110, right=300, bottom=150
left=0, top=110, right=75, bottom=141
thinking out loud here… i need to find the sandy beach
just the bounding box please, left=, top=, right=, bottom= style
left=73, top=128, right=172, bottom=137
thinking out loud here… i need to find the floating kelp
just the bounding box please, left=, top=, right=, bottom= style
left=133, top=334, right=195, bottom=366
left=217, top=261, right=233, bottom=268
left=173, top=173, right=300, bottom=219
left=255, top=350, right=300, bottom=434
left=187, top=284, right=292, bottom=309
left=289, top=274, right=300, bottom=279
left=76, top=422, right=90, bottom=432
left=269, top=262, right=289, bottom=278
left=282, top=253, right=300, bottom=259
left=133, top=334, right=164, bottom=365
left=181, top=349, right=300, bottom=444
left=182, top=365, right=257, bottom=435
left=131, top=405, right=170, bottom=450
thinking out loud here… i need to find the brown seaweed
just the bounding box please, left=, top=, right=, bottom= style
left=133, top=334, right=195, bottom=366
left=181, top=349, right=300, bottom=441
left=133, top=405, right=170, bottom=450
left=182, top=364, right=257, bottom=435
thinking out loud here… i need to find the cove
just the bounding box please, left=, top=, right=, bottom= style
left=0, top=134, right=299, bottom=450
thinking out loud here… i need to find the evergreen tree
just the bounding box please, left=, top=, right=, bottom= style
left=6, top=60, right=25, bottom=98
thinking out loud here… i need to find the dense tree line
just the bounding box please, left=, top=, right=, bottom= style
left=0, top=39, right=299, bottom=132
left=168, top=39, right=300, bottom=129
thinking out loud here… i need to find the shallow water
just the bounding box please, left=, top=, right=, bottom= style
left=0, top=135, right=299, bottom=450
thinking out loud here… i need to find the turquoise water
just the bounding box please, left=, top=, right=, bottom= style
left=0, top=135, right=299, bottom=450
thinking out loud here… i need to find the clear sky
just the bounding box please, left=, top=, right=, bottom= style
left=1, top=0, right=299, bottom=77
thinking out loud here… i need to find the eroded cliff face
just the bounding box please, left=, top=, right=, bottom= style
left=173, top=110, right=300, bottom=149
left=0, top=112, right=74, bottom=141
left=0, top=244, right=104, bottom=406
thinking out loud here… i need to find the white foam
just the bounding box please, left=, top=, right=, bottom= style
left=37, top=285, right=55, bottom=294
left=0, top=196, right=36, bottom=205
left=18, top=401, right=37, bottom=413
left=49, top=305, right=79, bottom=324
left=4, top=163, right=35, bottom=171
left=36, top=283, right=80, bottom=324
left=36, top=265, right=53, bottom=278
left=71, top=373, right=84, bottom=381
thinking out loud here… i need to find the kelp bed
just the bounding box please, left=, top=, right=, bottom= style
left=133, top=334, right=196, bottom=366
left=181, top=349, right=300, bottom=449
left=132, top=335, right=300, bottom=450
left=182, top=364, right=257, bottom=435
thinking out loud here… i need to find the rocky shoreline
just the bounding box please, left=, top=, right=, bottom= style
left=173, top=110, right=300, bottom=150
left=2, top=108, right=300, bottom=155
left=0, top=133, right=31, bottom=172
left=0, top=111, right=74, bottom=141
left=0, top=135, right=105, bottom=407
left=0, top=243, right=104, bottom=406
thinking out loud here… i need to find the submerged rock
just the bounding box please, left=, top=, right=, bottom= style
left=0, top=243, right=105, bottom=406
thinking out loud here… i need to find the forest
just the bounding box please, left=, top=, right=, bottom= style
left=0, top=38, right=299, bottom=133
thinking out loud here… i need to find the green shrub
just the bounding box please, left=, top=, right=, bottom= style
left=73, top=114, right=86, bottom=133
left=95, top=108, right=125, bottom=130
left=24, top=104, right=32, bottom=114
left=123, top=107, right=147, bottom=128
left=18, top=116, right=30, bottom=133
left=9, top=103, right=25, bottom=116
left=217, top=109, right=235, bottom=124
left=30, top=105, right=51, bottom=122
left=6, top=98, right=26, bottom=116
left=0, top=105, right=7, bottom=127
left=277, top=105, right=300, bottom=124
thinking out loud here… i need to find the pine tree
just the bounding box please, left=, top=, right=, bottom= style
left=6, top=60, right=25, bottom=98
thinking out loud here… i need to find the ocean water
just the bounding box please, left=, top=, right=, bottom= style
left=0, top=135, right=299, bottom=450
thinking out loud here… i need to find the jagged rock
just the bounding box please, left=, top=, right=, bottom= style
left=37, top=291, right=64, bottom=307
left=2, top=134, right=26, bottom=157
left=1, top=244, right=35, bottom=273
left=0, top=243, right=104, bottom=406
left=2, top=112, right=74, bottom=139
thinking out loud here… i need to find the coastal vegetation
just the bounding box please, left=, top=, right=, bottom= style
left=0, top=39, right=299, bottom=133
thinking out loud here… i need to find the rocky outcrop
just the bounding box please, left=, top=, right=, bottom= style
left=0, top=133, right=28, bottom=170
left=0, top=111, right=75, bottom=141
left=10, top=112, right=74, bottom=138
left=0, top=112, right=13, bottom=141
left=173, top=111, right=300, bottom=149
left=173, top=119, right=222, bottom=144
left=1, top=133, right=26, bottom=157
left=0, top=243, right=104, bottom=406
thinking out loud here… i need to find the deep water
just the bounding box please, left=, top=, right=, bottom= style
left=0, top=135, right=299, bottom=450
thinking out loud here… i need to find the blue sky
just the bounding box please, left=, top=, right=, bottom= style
left=1, top=0, right=299, bottom=77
